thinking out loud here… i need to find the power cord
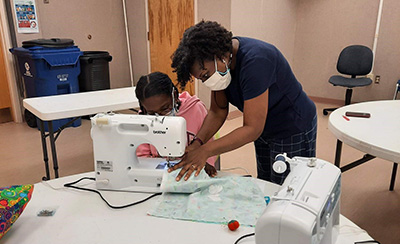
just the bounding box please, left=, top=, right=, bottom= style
left=234, top=233, right=255, bottom=244
left=233, top=234, right=380, bottom=244
left=63, top=177, right=161, bottom=209
left=355, top=241, right=380, bottom=244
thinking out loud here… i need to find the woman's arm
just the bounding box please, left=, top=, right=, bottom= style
left=204, top=89, right=268, bottom=155
left=169, top=89, right=269, bottom=181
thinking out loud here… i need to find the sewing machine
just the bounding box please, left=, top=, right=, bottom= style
left=255, top=154, right=341, bottom=244
left=90, top=113, right=187, bottom=193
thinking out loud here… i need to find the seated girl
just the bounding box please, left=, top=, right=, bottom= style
left=135, top=72, right=217, bottom=177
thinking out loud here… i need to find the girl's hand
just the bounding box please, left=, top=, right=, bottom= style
left=204, top=163, right=217, bottom=177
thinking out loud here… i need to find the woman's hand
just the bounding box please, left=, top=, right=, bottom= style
left=168, top=145, right=210, bottom=181
left=185, top=140, right=201, bottom=153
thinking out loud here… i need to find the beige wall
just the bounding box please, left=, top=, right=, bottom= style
left=293, top=0, right=398, bottom=102
left=231, top=0, right=298, bottom=63
left=12, top=0, right=131, bottom=88
left=126, top=0, right=148, bottom=85
left=226, top=0, right=298, bottom=112
left=8, top=0, right=397, bottom=109
left=227, top=0, right=399, bottom=103
left=369, top=0, right=400, bottom=100
left=197, top=0, right=231, bottom=29
left=196, top=0, right=231, bottom=109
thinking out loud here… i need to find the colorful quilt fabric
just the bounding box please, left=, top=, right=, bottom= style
left=149, top=170, right=266, bottom=226
left=0, top=184, right=34, bottom=240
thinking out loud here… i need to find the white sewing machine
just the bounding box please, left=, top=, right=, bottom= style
left=90, top=113, right=187, bottom=193
left=255, top=154, right=341, bottom=244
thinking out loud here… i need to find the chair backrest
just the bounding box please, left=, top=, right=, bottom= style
left=337, top=45, right=373, bottom=77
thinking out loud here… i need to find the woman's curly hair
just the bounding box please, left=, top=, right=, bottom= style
left=171, top=20, right=233, bottom=89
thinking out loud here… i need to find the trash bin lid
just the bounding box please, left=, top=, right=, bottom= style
left=81, top=51, right=110, bottom=58
left=22, top=38, right=74, bottom=48
left=80, top=51, right=112, bottom=62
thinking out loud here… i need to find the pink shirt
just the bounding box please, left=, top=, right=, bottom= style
left=136, top=92, right=216, bottom=166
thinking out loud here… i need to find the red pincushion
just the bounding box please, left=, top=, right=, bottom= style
left=228, top=220, right=240, bottom=231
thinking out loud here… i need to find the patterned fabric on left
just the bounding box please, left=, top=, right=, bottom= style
left=0, top=184, right=34, bottom=240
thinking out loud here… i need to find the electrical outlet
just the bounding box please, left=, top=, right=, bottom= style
left=375, top=75, right=380, bottom=84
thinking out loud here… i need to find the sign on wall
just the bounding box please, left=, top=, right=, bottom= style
left=13, top=0, right=39, bottom=33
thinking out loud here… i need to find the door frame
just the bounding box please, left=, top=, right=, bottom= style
left=144, top=0, right=199, bottom=95
left=0, top=2, right=22, bottom=123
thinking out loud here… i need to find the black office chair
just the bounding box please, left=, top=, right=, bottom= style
left=323, top=45, right=373, bottom=115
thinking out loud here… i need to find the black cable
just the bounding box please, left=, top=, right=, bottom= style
left=355, top=240, right=381, bottom=244
left=63, top=177, right=162, bottom=209
left=129, top=108, right=139, bottom=113
left=234, top=233, right=255, bottom=244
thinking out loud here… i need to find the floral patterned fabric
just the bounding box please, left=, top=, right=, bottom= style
left=0, top=185, right=34, bottom=240
left=148, top=170, right=266, bottom=226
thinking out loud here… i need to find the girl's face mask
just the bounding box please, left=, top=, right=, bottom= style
left=203, top=58, right=231, bottom=91
left=141, top=88, right=179, bottom=116
left=156, top=88, right=179, bottom=116
left=163, top=88, right=179, bottom=116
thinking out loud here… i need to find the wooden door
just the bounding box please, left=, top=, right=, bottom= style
left=148, top=0, right=194, bottom=94
left=0, top=33, right=11, bottom=110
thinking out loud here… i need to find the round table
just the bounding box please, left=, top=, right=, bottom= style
left=328, top=100, right=400, bottom=190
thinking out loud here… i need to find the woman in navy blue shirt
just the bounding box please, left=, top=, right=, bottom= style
left=168, top=21, right=317, bottom=184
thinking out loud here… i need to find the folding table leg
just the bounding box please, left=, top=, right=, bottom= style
left=334, top=140, right=343, bottom=168
left=39, top=120, right=50, bottom=180
left=48, top=121, right=59, bottom=178
left=389, top=163, right=398, bottom=191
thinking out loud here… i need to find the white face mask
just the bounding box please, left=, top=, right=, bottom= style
left=203, top=58, right=231, bottom=91
left=151, top=88, right=179, bottom=117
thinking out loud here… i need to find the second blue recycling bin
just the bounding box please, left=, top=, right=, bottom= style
left=10, top=38, right=82, bottom=131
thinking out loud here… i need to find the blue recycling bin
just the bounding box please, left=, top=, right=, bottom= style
left=10, top=38, right=82, bottom=131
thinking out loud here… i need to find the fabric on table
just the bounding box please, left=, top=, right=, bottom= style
left=0, top=184, right=34, bottom=240
left=148, top=170, right=266, bottom=226
left=160, top=168, right=227, bottom=193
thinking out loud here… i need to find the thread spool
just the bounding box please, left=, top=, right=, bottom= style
left=272, top=154, right=291, bottom=185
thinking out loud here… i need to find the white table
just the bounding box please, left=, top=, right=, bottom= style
left=1, top=172, right=373, bottom=244
left=23, top=87, right=139, bottom=180
left=329, top=100, right=400, bottom=190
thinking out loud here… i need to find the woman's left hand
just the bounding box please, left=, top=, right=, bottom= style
left=168, top=146, right=210, bottom=181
